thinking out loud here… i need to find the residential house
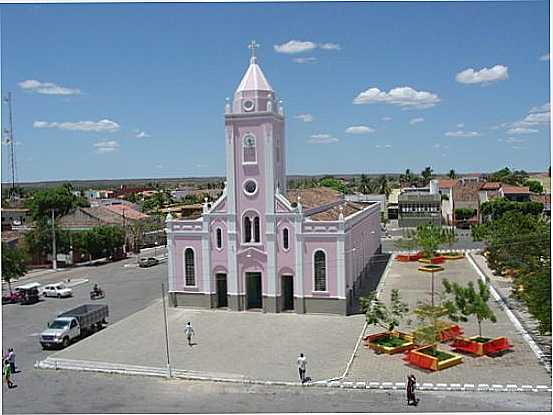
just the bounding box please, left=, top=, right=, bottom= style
left=452, top=182, right=480, bottom=226
left=438, top=179, right=457, bottom=225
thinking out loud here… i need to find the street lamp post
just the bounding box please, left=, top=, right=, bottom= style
left=51, top=208, right=57, bottom=271
left=160, top=282, right=172, bottom=378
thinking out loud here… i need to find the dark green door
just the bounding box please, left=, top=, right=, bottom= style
left=216, top=273, right=228, bottom=308
left=246, top=272, right=262, bottom=309
left=282, top=275, right=294, bottom=311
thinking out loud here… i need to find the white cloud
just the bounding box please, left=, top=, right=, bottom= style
left=353, top=86, right=440, bottom=109
left=409, top=117, right=424, bottom=125
left=294, top=113, right=314, bottom=123
left=456, top=123, right=464, bottom=128
left=94, top=140, right=119, bottom=153
left=505, top=137, right=526, bottom=144
left=455, top=65, right=508, bottom=85
left=382, top=116, right=392, bottom=122
left=18, top=79, right=81, bottom=95
left=345, top=125, right=375, bottom=134
left=33, top=119, right=120, bottom=133
left=529, top=102, right=550, bottom=113
left=293, top=57, right=317, bottom=64
left=308, top=133, right=339, bottom=144
left=540, top=53, right=550, bottom=61
left=445, top=130, right=481, bottom=137
left=135, top=130, right=151, bottom=138
left=384, top=144, right=392, bottom=148
left=319, top=42, right=341, bottom=50
left=506, top=127, right=539, bottom=135
left=274, top=40, right=317, bottom=54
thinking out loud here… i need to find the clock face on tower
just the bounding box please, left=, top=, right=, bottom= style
left=244, top=135, right=255, bottom=147
left=242, top=99, right=255, bottom=112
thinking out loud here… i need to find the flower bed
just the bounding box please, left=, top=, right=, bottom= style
left=417, top=264, right=445, bottom=273
left=441, top=253, right=464, bottom=260
left=364, top=331, right=415, bottom=354
left=418, top=256, right=446, bottom=264
left=438, top=324, right=464, bottom=342
left=403, top=345, right=463, bottom=371
left=450, top=336, right=512, bottom=356
left=396, top=252, right=423, bottom=262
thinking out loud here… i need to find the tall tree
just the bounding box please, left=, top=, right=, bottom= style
left=448, top=169, right=456, bottom=179
left=360, top=289, right=409, bottom=333
left=421, top=166, right=433, bottom=185
left=1, top=243, right=27, bottom=293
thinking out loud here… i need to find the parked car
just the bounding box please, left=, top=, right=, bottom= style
left=2, top=291, right=23, bottom=304
left=42, top=283, right=73, bottom=298
left=139, top=257, right=159, bottom=268
left=39, top=304, right=109, bottom=349
left=14, top=282, right=41, bottom=305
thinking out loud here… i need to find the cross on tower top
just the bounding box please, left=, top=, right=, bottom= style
left=248, top=40, right=259, bottom=63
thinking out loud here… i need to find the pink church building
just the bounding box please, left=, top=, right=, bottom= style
left=166, top=44, right=382, bottom=315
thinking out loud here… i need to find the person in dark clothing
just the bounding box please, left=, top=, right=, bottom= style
left=407, top=375, right=419, bottom=405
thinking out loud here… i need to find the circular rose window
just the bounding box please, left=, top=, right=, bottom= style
left=244, top=180, right=257, bottom=195
left=242, top=99, right=255, bottom=112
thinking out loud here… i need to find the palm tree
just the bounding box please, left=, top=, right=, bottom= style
left=378, top=175, right=391, bottom=198
left=421, top=166, right=433, bottom=185
left=448, top=169, right=456, bottom=179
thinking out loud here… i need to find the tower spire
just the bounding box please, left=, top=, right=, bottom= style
left=248, top=40, right=259, bottom=64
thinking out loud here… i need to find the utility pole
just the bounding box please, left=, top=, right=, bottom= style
left=51, top=208, right=57, bottom=271
left=161, top=282, right=172, bottom=378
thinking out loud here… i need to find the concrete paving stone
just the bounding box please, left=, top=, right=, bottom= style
left=346, top=258, right=552, bottom=387
left=368, top=381, right=380, bottom=388
left=354, top=381, right=366, bottom=388
left=341, top=381, right=354, bottom=388
left=50, top=299, right=364, bottom=382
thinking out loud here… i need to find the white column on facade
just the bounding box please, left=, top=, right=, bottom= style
left=294, top=212, right=304, bottom=297
left=264, top=125, right=276, bottom=296
left=225, top=126, right=239, bottom=295
left=336, top=222, right=346, bottom=299
left=201, top=216, right=212, bottom=295
left=166, top=228, right=175, bottom=291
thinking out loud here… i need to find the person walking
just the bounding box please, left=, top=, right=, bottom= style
left=7, top=348, right=16, bottom=373
left=297, top=353, right=307, bottom=384
left=4, top=360, right=14, bottom=389
left=406, top=375, right=418, bottom=406
left=184, top=322, right=195, bottom=346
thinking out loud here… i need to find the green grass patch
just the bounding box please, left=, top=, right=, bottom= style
left=420, top=348, right=455, bottom=361
left=472, top=337, right=492, bottom=343
left=373, top=336, right=410, bottom=348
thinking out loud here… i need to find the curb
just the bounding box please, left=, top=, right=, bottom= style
left=34, top=357, right=552, bottom=393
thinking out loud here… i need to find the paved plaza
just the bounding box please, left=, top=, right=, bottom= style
left=50, top=302, right=365, bottom=382
left=346, top=257, right=552, bottom=386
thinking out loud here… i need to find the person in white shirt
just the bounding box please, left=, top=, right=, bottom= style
left=297, top=353, right=307, bottom=383
left=184, top=322, right=195, bottom=346
left=7, top=349, right=16, bottom=373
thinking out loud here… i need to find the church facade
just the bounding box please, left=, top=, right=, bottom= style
left=166, top=44, right=381, bottom=315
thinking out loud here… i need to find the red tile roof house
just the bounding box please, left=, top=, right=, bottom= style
left=452, top=182, right=480, bottom=226
left=57, top=206, right=153, bottom=262
left=499, top=185, right=531, bottom=202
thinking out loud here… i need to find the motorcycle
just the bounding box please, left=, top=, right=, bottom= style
left=89, top=288, right=105, bottom=300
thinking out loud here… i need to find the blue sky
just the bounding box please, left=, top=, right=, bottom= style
left=1, top=1, right=550, bottom=182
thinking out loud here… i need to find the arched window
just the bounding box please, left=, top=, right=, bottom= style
left=314, top=250, right=326, bottom=292
left=216, top=228, right=222, bottom=249
left=184, top=248, right=195, bottom=286
left=283, top=228, right=289, bottom=250
left=244, top=217, right=252, bottom=243
left=243, top=134, right=256, bottom=163
left=253, top=217, right=260, bottom=242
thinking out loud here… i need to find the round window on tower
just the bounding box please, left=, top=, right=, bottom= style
left=242, top=99, right=255, bottom=112
left=243, top=179, right=257, bottom=196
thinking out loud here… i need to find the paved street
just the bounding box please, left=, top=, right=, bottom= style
left=2, top=251, right=167, bottom=413
left=347, top=257, right=551, bottom=386
left=3, top=370, right=551, bottom=413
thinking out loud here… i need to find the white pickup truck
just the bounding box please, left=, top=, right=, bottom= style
left=39, top=304, right=109, bottom=349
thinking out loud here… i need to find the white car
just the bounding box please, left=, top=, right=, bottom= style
left=42, top=283, right=73, bottom=298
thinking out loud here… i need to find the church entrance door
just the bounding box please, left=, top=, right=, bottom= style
left=216, top=273, right=228, bottom=308
left=281, top=275, right=294, bottom=311
left=246, top=272, right=262, bottom=309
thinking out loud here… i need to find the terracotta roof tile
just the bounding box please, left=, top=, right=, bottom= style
left=480, top=182, right=502, bottom=190
left=452, top=183, right=480, bottom=202
left=104, top=204, right=149, bottom=220
left=501, top=185, right=530, bottom=194
left=309, top=201, right=365, bottom=221
left=286, top=187, right=342, bottom=210
left=438, top=179, right=457, bottom=188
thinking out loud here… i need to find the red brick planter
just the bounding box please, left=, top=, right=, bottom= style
left=403, top=345, right=463, bottom=371
left=450, top=336, right=512, bottom=356
left=363, top=331, right=415, bottom=354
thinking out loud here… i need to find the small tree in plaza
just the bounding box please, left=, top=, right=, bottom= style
left=414, top=224, right=446, bottom=258
left=360, top=289, right=409, bottom=333
left=411, top=301, right=451, bottom=346
left=442, top=279, right=497, bottom=338
left=441, top=227, right=457, bottom=251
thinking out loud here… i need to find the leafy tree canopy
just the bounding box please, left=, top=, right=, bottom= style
left=360, top=289, right=409, bottom=332
left=26, top=184, right=89, bottom=222
left=525, top=180, right=544, bottom=194
left=480, top=198, right=543, bottom=221
left=1, top=243, right=27, bottom=292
